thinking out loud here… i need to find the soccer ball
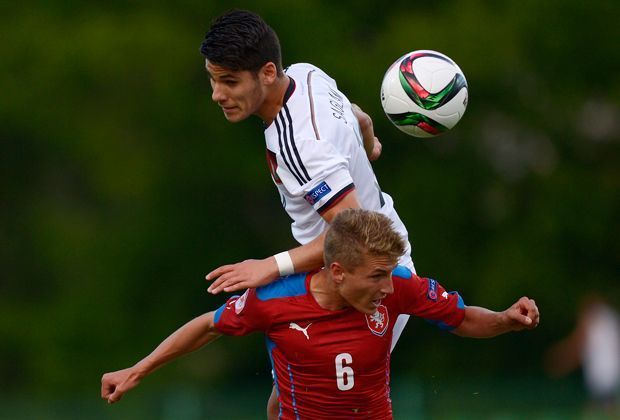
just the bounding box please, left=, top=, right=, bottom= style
left=380, top=50, right=468, bottom=138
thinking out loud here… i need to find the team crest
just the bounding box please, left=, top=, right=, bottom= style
left=234, top=289, right=249, bottom=314
left=266, top=149, right=282, bottom=184
left=365, top=305, right=389, bottom=336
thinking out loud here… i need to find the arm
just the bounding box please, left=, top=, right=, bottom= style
left=543, top=326, right=584, bottom=377
left=452, top=297, right=540, bottom=338
left=206, top=191, right=361, bottom=294
left=101, top=312, right=221, bottom=404
left=351, top=103, right=382, bottom=161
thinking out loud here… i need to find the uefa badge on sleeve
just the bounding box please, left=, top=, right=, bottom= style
left=234, top=289, right=249, bottom=314
left=365, top=305, right=389, bottom=336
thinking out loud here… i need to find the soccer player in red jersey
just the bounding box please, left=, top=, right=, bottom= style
left=101, top=209, right=540, bottom=419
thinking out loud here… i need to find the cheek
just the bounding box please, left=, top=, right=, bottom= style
left=350, top=284, right=372, bottom=300
left=249, top=84, right=265, bottom=105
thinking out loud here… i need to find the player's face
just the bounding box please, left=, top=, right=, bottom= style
left=339, top=254, right=397, bottom=315
left=206, top=61, right=267, bottom=123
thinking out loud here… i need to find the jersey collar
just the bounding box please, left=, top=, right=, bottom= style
left=283, top=76, right=296, bottom=104
left=263, top=76, right=296, bottom=130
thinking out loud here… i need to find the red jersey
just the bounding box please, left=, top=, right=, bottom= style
left=214, top=265, right=465, bottom=419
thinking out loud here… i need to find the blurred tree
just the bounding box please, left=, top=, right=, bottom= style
left=0, top=2, right=618, bottom=416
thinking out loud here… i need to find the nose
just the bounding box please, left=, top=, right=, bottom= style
left=211, top=84, right=226, bottom=103
left=380, top=277, right=394, bottom=296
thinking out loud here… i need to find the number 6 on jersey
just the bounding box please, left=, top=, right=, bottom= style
left=335, top=353, right=354, bottom=391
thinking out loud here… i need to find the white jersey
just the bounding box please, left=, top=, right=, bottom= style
left=264, top=63, right=413, bottom=269
left=583, top=303, right=620, bottom=398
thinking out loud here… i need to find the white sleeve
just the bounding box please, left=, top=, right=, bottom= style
left=275, top=138, right=354, bottom=214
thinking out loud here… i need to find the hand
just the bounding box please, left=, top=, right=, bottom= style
left=206, top=258, right=279, bottom=294
left=503, top=296, right=540, bottom=331
left=365, top=136, right=382, bottom=162
left=101, top=367, right=142, bottom=404
left=351, top=103, right=382, bottom=161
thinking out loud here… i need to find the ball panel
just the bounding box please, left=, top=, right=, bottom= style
left=386, top=112, right=450, bottom=137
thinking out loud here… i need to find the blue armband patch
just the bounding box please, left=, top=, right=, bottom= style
left=427, top=278, right=438, bottom=301
left=304, top=181, right=331, bottom=205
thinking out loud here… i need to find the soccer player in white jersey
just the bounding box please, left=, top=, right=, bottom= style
left=200, top=9, right=413, bottom=417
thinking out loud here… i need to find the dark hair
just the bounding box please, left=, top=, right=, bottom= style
left=200, top=10, right=283, bottom=75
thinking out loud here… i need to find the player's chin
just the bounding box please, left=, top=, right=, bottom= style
left=222, top=108, right=247, bottom=122
left=361, top=299, right=382, bottom=314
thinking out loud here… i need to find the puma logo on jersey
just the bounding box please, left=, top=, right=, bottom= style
left=289, top=322, right=312, bottom=340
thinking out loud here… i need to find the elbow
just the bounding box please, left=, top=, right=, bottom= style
left=357, top=111, right=372, bottom=132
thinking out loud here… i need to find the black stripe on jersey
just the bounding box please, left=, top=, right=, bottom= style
left=283, top=77, right=296, bottom=104
left=278, top=111, right=309, bottom=185
left=275, top=117, right=304, bottom=186
left=317, top=183, right=355, bottom=215
left=283, top=104, right=311, bottom=182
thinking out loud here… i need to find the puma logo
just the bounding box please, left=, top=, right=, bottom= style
left=289, top=322, right=312, bottom=340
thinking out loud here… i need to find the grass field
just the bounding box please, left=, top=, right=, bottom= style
left=1, top=376, right=590, bottom=419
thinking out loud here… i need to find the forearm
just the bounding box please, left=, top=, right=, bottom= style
left=287, top=232, right=326, bottom=273
left=452, top=306, right=512, bottom=338
left=206, top=192, right=360, bottom=293
left=133, top=312, right=221, bottom=378
left=281, top=193, right=362, bottom=275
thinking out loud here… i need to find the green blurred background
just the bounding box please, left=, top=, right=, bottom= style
left=1, top=0, right=619, bottom=418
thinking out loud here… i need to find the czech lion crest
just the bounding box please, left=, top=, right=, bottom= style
left=365, top=305, right=389, bottom=336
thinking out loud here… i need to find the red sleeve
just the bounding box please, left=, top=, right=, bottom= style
left=395, top=274, right=466, bottom=331
left=213, top=289, right=269, bottom=336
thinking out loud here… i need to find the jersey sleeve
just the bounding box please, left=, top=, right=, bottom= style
left=392, top=266, right=466, bottom=331
left=213, top=289, right=269, bottom=336
left=276, top=138, right=355, bottom=215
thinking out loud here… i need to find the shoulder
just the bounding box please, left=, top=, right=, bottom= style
left=286, top=63, right=337, bottom=91
left=392, top=265, right=414, bottom=281
left=256, top=272, right=309, bottom=301
left=286, top=62, right=327, bottom=77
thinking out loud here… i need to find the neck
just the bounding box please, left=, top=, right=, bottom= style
left=257, top=74, right=290, bottom=124
left=310, top=269, right=348, bottom=311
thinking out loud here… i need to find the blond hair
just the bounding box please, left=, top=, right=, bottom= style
left=324, top=209, right=405, bottom=270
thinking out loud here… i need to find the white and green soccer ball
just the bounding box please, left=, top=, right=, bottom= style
left=380, top=50, right=468, bottom=138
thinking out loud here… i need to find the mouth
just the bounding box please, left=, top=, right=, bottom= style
left=371, top=298, right=382, bottom=307
left=220, top=105, right=238, bottom=114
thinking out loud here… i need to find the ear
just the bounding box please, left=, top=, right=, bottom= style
left=259, top=62, right=278, bottom=85
left=330, top=262, right=345, bottom=285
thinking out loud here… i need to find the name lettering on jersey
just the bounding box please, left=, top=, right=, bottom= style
left=427, top=279, right=438, bottom=301
left=365, top=305, right=389, bottom=336
left=289, top=322, right=312, bottom=340
left=304, top=181, right=332, bottom=206
left=328, top=88, right=347, bottom=123
left=235, top=289, right=249, bottom=314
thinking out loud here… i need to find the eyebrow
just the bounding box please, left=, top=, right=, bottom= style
left=371, top=264, right=398, bottom=275
left=208, top=72, right=239, bottom=81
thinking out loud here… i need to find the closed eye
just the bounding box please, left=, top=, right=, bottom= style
left=370, top=273, right=388, bottom=281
